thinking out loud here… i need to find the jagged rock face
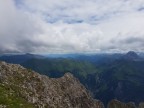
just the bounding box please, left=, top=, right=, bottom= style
left=0, top=61, right=104, bottom=108
left=107, top=100, right=144, bottom=108
left=139, top=103, right=144, bottom=108
left=107, top=99, right=137, bottom=108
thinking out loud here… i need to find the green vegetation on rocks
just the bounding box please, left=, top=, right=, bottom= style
left=0, top=61, right=104, bottom=108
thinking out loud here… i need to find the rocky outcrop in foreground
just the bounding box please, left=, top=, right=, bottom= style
left=0, top=61, right=104, bottom=108
left=1, top=61, right=144, bottom=108
left=107, top=99, right=144, bottom=108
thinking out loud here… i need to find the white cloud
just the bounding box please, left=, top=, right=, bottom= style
left=19, top=0, right=144, bottom=23
left=0, top=0, right=42, bottom=53
left=0, top=0, right=144, bottom=53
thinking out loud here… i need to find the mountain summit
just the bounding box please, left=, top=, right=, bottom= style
left=126, top=51, right=139, bottom=57
left=122, top=51, right=140, bottom=60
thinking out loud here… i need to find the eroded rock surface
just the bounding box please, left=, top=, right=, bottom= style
left=107, top=99, right=138, bottom=108
left=0, top=61, right=104, bottom=108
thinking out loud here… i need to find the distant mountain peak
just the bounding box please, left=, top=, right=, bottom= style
left=25, top=53, right=33, bottom=55
left=122, top=51, right=140, bottom=60
left=126, top=51, right=138, bottom=57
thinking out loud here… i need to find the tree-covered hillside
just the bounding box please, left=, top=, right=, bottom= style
left=22, top=58, right=100, bottom=81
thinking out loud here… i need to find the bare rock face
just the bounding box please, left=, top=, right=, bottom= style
left=107, top=99, right=137, bottom=108
left=0, top=61, right=104, bottom=108
left=107, top=100, right=144, bottom=108
left=139, top=103, right=144, bottom=108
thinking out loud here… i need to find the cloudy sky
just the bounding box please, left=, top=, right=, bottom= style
left=1, top=0, right=144, bottom=54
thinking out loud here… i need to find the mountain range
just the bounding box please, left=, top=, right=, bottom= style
left=0, top=51, right=144, bottom=106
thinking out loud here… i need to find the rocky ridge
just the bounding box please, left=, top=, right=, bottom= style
left=107, top=100, right=144, bottom=108
left=0, top=61, right=144, bottom=108
left=0, top=61, right=104, bottom=108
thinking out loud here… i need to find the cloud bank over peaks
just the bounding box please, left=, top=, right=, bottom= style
left=0, top=0, right=144, bottom=53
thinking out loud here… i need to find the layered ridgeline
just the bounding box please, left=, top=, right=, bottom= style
left=15, top=52, right=144, bottom=105
left=1, top=51, right=144, bottom=106
left=0, top=61, right=104, bottom=108
left=97, top=51, right=144, bottom=104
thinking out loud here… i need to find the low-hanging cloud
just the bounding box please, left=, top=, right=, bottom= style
left=1, top=0, right=144, bottom=53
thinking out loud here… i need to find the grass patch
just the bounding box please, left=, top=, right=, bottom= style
left=0, top=84, right=35, bottom=108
